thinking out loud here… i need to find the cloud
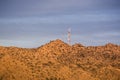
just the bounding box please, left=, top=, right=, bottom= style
left=0, top=0, right=120, bottom=17
left=72, top=31, right=120, bottom=46
left=0, top=0, right=120, bottom=47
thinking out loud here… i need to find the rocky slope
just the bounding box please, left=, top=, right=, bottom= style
left=0, top=39, right=120, bottom=80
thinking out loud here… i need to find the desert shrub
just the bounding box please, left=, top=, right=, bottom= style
left=0, top=53, right=5, bottom=59
left=76, top=63, right=81, bottom=67
left=0, top=76, right=3, bottom=80
left=46, top=77, right=65, bottom=80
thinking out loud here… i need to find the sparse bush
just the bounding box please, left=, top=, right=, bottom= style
left=46, top=77, right=65, bottom=80
left=0, top=40, right=120, bottom=80
left=0, top=76, right=3, bottom=80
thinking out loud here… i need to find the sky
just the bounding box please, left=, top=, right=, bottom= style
left=0, top=0, right=120, bottom=48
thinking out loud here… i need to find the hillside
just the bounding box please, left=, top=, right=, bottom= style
left=0, top=39, right=120, bottom=80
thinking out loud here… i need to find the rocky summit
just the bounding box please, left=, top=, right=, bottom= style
left=0, top=39, right=120, bottom=80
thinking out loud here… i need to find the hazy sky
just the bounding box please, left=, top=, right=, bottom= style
left=0, top=0, right=120, bottom=48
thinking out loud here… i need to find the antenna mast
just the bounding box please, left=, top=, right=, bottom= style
left=68, top=28, right=71, bottom=45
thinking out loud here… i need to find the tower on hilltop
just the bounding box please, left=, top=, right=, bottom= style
left=67, top=28, right=71, bottom=45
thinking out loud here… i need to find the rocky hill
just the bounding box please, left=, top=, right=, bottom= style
left=0, top=39, right=120, bottom=80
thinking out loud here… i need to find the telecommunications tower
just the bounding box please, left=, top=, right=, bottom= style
left=67, top=28, right=71, bottom=45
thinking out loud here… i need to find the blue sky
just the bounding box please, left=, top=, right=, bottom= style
left=0, top=0, right=120, bottom=48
